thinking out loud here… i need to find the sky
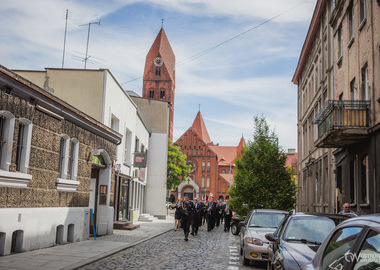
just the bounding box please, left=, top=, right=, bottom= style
left=0, top=0, right=317, bottom=151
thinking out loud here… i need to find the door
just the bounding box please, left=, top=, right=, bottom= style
left=90, top=168, right=99, bottom=235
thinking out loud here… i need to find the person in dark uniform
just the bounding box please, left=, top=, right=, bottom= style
left=170, top=198, right=183, bottom=231
left=215, top=201, right=222, bottom=227
left=191, top=198, right=202, bottom=236
left=206, top=197, right=217, bottom=232
left=181, top=195, right=194, bottom=241
left=223, top=200, right=233, bottom=232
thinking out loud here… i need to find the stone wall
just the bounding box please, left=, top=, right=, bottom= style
left=0, top=89, right=117, bottom=208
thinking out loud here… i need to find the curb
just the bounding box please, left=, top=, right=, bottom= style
left=62, top=227, right=174, bottom=270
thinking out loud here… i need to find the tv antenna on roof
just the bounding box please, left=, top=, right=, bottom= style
left=80, top=20, right=101, bottom=69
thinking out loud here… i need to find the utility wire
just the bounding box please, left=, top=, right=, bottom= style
left=121, top=0, right=310, bottom=85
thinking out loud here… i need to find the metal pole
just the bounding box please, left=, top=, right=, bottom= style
left=62, top=9, right=68, bottom=68
left=229, top=163, right=231, bottom=187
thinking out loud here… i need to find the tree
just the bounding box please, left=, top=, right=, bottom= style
left=229, top=116, right=296, bottom=217
left=167, top=139, right=191, bottom=190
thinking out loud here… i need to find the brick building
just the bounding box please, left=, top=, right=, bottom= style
left=142, top=27, right=175, bottom=140
left=294, top=0, right=380, bottom=214
left=172, top=111, right=245, bottom=201
left=0, top=65, right=121, bottom=255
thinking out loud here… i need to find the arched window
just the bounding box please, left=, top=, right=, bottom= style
left=58, top=134, right=70, bottom=179
left=160, top=89, right=165, bottom=99
left=207, top=177, right=210, bottom=188
left=69, top=138, right=79, bottom=180
left=15, top=118, right=33, bottom=173
left=202, top=177, right=205, bottom=187
left=202, top=162, right=205, bottom=172
left=207, top=161, right=210, bottom=172
left=155, top=67, right=161, bottom=76
left=149, top=89, right=154, bottom=98
left=0, top=111, right=15, bottom=171
left=222, top=170, right=226, bottom=174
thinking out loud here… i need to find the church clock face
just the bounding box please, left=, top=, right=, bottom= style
left=154, top=57, right=163, bottom=67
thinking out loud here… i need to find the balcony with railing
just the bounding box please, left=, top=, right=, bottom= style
left=313, top=100, right=370, bottom=148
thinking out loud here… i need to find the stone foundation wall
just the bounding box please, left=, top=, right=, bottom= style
left=0, top=90, right=117, bottom=208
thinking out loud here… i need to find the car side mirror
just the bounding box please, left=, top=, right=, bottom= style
left=265, top=233, right=277, bottom=242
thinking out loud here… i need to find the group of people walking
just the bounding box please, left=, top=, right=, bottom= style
left=170, top=196, right=233, bottom=241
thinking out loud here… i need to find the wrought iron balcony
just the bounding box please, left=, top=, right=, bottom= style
left=313, top=100, right=370, bottom=148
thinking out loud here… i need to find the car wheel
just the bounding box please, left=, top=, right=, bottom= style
left=231, top=223, right=239, bottom=235
left=267, top=261, right=273, bottom=270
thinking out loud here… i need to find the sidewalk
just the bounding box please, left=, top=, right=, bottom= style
left=0, top=216, right=174, bottom=270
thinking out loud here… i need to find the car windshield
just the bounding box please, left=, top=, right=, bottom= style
left=284, top=217, right=335, bottom=244
left=248, top=212, right=286, bottom=228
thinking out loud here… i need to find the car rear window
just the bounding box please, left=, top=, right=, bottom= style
left=249, top=212, right=286, bottom=228
left=284, top=217, right=335, bottom=243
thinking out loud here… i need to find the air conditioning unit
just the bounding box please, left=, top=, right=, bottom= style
left=133, top=169, right=140, bottom=178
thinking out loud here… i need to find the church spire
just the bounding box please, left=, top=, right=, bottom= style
left=191, top=111, right=212, bottom=145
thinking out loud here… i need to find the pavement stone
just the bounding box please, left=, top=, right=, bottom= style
left=0, top=217, right=174, bottom=270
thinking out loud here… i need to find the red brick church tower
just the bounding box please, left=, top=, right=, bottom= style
left=142, top=27, right=175, bottom=139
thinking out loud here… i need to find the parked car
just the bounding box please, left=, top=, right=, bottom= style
left=266, top=211, right=349, bottom=270
left=239, top=209, right=287, bottom=266
left=302, top=213, right=380, bottom=270
left=231, top=212, right=244, bottom=235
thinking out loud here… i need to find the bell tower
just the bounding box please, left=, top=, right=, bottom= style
left=142, top=27, right=175, bottom=140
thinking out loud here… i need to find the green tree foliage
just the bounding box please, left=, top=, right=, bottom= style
left=167, top=139, right=191, bottom=190
left=229, top=116, right=296, bottom=217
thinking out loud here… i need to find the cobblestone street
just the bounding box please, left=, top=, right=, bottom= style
left=79, top=224, right=266, bottom=270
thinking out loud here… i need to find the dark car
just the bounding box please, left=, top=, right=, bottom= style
left=302, top=213, right=380, bottom=270
left=239, top=209, right=287, bottom=265
left=231, top=212, right=245, bottom=235
left=266, top=210, right=349, bottom=270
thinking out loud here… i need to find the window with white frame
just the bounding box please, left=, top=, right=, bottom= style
left=0, top=111, right=15, bottom=171
left=123, top=129, right=132, bottom=165
left=202, top=176, right=205, bottom=187
left=206, top=177, right=210, bottom=188
left=15, top=118, right=33, bottom=173
left=207, top=161, right=210, bottom=172
left=68, top=138, right=79, bottom=180
left=58, top=134, right=70, bottom=179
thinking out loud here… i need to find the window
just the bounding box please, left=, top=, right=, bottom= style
left=68, top=138, right=79, bottom=180
left=322, top=227, right=363, bottom=270
left=348, top=5, right=354, bottom=41
left=141, top=144, right=145, bottom=153
left=362, top=64, right=369, bottom=100
left=58, top=134, right=70, bottom=179
left=345, top=164, right=355, bottom=208
left=354, top=231, right=380, bottom=270
left=155, top=67, right=161, bottom=76
left=202, top=161, right=205, bottom=172
left=350, top=79, right=357, bottom=100
left=0, top=111, right=15, bottom=171
left=207, top=161, right=210, bottom=172
left=361, top=155, right=369, bottom=204
left=222, top=170, right=226, bottom=174
left=359, top=0, right=367, bottom=25
left=202, top=176, right=205, bottom=187
left=15, top=119, right=32, bottom=173
left=111, top=114, right=119, bottom=132
left=338, top=27, right=343, bottom=59
left=160, top=90, right=165, bottom=99
left=135, top=137, right=139, bottom=152
left=123, top=129, right=132, bottom=165
left=206, top=177, right=210, bottom=188
left=149, top=89, right=154, bottom=99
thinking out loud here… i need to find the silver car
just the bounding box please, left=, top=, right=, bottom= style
left=240, top=209, right=287, bottom=266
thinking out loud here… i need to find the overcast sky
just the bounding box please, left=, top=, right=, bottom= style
left=0, top=0, right=317, bottom=151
